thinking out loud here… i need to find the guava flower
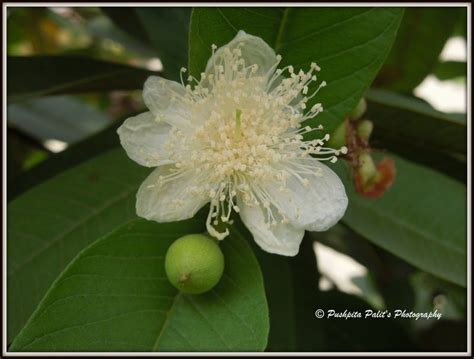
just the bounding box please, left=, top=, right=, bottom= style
left=118, top=31, right=348, bottom=256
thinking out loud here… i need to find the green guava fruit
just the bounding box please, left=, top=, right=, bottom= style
left=165, top=233, right=225, bottom=294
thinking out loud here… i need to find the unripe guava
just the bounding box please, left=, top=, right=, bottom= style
left=164, top=234, right=224, bottom=294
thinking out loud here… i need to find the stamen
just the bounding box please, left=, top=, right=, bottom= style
left=159, top=47, right=344, bottom=236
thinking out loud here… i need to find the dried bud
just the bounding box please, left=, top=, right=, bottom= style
left=354, top=154, right=396, bottom=198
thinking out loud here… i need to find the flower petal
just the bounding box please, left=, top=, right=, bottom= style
left=205, top=30, right=277, bottom=77
left=117, top=111, right=173, bottom=167
left=136, top=166, right=210, bottom=222
left=268, top=158, right=348, bottom=232
left=238, top=200, right=305, bottom=256
left=143, top=76, right=192, bottom=128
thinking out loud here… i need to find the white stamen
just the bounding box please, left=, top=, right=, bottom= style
left=158, top=43, right=344, bottom=239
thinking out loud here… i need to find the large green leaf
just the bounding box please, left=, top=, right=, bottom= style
left=8, top=56, right=158, bottom=103
left=334, top=154, right=467, bottom=287
left=365, top=89, right=467, bottom=181
left=188, top=7, right=403, bottom=134
left=374, top=8, right=461, bottom=92
left=10, top=219, right=268, bottom=351
left=7, top=149, right=149, bottom=343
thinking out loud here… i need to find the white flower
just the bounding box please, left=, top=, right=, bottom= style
left=117, top=30, right=348, bottom=256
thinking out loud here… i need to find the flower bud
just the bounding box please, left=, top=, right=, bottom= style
left=327, top=120, right=346, bottom=149
left=357, top=152, right=378, bottom=185
left=349, top=98, right=367, bottom=120
left=356, top=119, right=373, bottom=142
left=165, top=234, right=224, bottom=294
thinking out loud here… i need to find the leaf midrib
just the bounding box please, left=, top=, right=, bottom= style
left=152, top=292, right=182, bottom=351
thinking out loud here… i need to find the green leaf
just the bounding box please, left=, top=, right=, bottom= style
left=334, top=154, right=467, bottom=287
left=434, top=61, right=466, bottom=81
left=10, top=219, right=269, bottom=351
left=7, top=149, right=149, bottom=343
left=7, top=95, right=110, bottom=144
left=365, top=89, right=466, bottom=181
left=374, top=8, right=461, bottom=92
left=8, top=56, right=158, bottom=103
left=188, top=7, right=403, bottom=134
left=135, top=8, right=191, bottom=79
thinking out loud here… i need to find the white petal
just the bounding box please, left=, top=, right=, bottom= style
left=142, top=76, right=191, bottom=128
left=205, top=30, right=277, bottom=77
left=117, top=111, right=173, bottom=167
left=268, top=158, right=348, bottom=232
left=238, top=199, right=305, bottom=256
left=136, top=166, right=209, bottom=222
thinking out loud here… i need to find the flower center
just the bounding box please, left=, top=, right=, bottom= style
left=234, top=109, right=242, bottom=141
left=155, top=43, right=346, bottom=239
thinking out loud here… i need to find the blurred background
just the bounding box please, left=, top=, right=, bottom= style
left=6, top=6, right=468, bottom=352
